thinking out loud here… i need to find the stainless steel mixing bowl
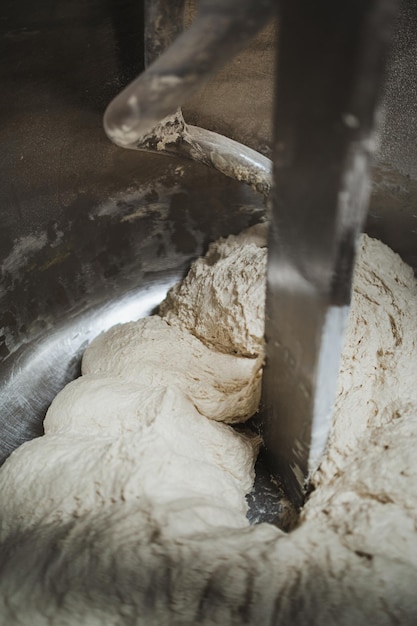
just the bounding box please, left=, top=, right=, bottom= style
left=1, top=0, right=416, bottom=483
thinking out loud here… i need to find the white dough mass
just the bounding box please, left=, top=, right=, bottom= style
left=0, top=225, right=417, bottom=625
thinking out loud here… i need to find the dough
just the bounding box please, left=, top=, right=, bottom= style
left=80, top=316, right=263, bottom=424
left=0, top=227, right=416, bottom=625
left=159, top=222, right=267, bottom=357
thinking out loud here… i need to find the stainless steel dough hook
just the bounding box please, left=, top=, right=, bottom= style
left=103, top=0, right=275, bottom=196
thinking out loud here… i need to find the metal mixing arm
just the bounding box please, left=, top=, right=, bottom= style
left=104, top=0, right=274, bottom=147
left=103, top=0, right=274, bottom=195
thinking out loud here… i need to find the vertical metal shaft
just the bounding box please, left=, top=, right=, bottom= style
left=262, top=0, right=398, bottom=508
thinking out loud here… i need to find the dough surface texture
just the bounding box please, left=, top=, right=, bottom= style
left=81, top=315, right=263, bottom=424
left=0, top=227, right=416, bottom=625
left=159, top=222, right=267, bottom=357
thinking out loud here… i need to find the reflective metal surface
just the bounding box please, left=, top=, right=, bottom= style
left=0, top=154, right=265, bottom=463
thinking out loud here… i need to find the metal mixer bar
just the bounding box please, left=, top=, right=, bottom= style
left=262, top=0, right=398, bottom=507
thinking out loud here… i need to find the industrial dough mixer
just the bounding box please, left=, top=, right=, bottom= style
left=0, top=0, right=416, bottom=522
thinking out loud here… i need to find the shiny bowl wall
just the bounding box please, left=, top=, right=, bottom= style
left=0, top=0, right=416, bottom=464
